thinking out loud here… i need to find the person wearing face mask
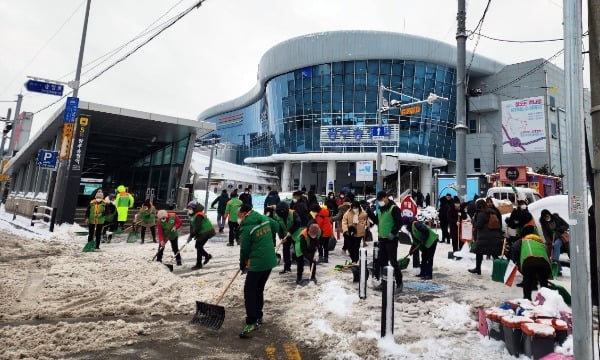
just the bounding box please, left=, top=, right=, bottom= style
left=403, top=216, right=438, bottom=280
left=224, top=192, right=243, bottom=246
left=290, top=191, right=310, bottom=227
left=239, top=187, right=253, bottom=206
left=310, top=203, right=334, bottom=263
left=296, top=222, right=320, bottom=284
left=188, top=201, right=215, bottom=270
left=331, top=192, right=353, bottom=253
left=506, top=199, right=538, bottom=238
left=325, top=192, right=338, bottom=217
left=84, top=189, right=108, bottom=250
left=155, top=209, right=183, bottom=265
left=263, top=187, right=280, bottom=214
left=447, top=198, right=467, bottom=253
left=274, top=201, right=303, bottom=274
left=366, top=191, right=404, bottom=293
left=137, top=199, right=157, bottom=244
left=342, top=201, right=369, bottom=263
left=539, top=209, right=569, bottom=276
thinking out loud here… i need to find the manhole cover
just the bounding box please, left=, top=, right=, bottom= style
left=403, top=281, right=445, bottom=291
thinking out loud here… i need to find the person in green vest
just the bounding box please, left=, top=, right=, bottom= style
left=237, top=203, right=278, bottom=338
left=366, top=191, right=404, bottom=293
left=115, top=185, right=135, bottom=230
left=296, top=222, right=320, bottom=285
left=224, top=191, right=243, bottom=246
left=84, top=189, right=107, bottom=250
left=274, top=201, right=303, bottom=274
left=137, top=199, right=157, bottom=244
left=518, top=230, right=552, bottom=300
left=102, top=194, right=118, bottom=243
left=403, top=216, right=438, bottom=280
left=155, top=209, right=183, bottom=265
left=188, top=200, right=215, bottom=270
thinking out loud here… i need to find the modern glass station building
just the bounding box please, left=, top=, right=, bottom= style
left=199, top=30, right=577, bottom=197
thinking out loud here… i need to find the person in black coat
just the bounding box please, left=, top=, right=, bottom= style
left=468, top=200, right=503, bottom=275
left=239, top=188, right=253, bottom=206
left=325, top=192, right=338, bottom=216
left=263, top=187, right=280, bottom=212
left=307, top=190, right=319, bottom=210
left=291, top=191, right=310, bottom=227
left=447, top=198, right=467, bottom=252
left=485, top=197, right=502, bottom=224
left=211, top=189, right=229, bottom=233
left=438, top=193, right=453, bottom=243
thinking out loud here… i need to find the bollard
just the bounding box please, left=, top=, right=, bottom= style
left=372, top=241, right=380, bottom=280
left=380, top=265, right=395, bottom=338
left=49, top=207, right=57, bottom=232
left=359, top=247, right=367, bottom=299
left=13, top=203, right=18, bottom=221
left=31, top=205, right=38, bottom=226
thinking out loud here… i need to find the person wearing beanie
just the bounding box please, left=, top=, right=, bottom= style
left=188, top=201, right=215, bottom=270
left=224, top=191, right=243, bottom=246
left=366, top=191, right=404, bottom=292
left=274, top=201, right=303, bottom=274
left=404, top=216, right=438, bottom=280
left=295, top=222, right=320, bottom=284
left=84, top=189, right=107, bottom=249
left=155, top=209, right=183, bottom=265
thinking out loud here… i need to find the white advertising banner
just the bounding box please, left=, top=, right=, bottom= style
left=356, top=161, right=373, bottom=182
left=501, top=96, right=546, bottom=154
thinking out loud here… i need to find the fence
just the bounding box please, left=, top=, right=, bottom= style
left=30, top=205, right=57, bottom=232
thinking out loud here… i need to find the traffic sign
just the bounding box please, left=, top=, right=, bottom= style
left=371, top=126, right=387, bottom=140
left=36, top=149, right=59, bottom=169
left=63, top=97, right=79, bottom=124
left=400, top=195, right=418, bottom=218
left=25, top=79, right=64, bottom=96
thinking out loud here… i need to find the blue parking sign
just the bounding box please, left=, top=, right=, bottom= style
left=36, top=149, right=59, bottom=169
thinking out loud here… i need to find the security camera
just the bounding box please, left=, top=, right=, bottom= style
left=390, top=99, right=401, bottom=107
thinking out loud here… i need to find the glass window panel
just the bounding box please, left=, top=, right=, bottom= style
left=312, top=75, right=322, bottom=87
left=317, top=64, right=331, bottom=75
left=355, top=61, right=367, bottom=74
left=403, top=76, right=414, bottom=88
left=354, top=90, right=365, bottom=103
left=343, top=100, right=353, bottom=112
left=366, top=89, right=378, bottom=102
left=425, top=65, right=436, bottom=79
left=332, top=101, right=342, bottom=112
left=413, top=76, right=424, bottom=90
left=322, top=102, right=331, bottom=113
left=392, top=63, right=403, bottom=76
left=367, top=73, right=379, bottom=86
left=380, top=62, right=391, bottom=75
left=354, top=102, right=365, bottom=113
left=344, top=74, right=354, bottom=85
left=322, top=75, right=331, bottom=87
left=415, top=62, right=425, bottom=77
left=333, top=74, right=343, bottom=86
left=425, top=79, right=435, bottom=92
left=303, top=78, right=311, bottom=90
left=367, top=61, right=379, bottom=74
left=343, top=88, right=353, bottom=102
left=344, top=61, right=354, bottom=74
left=355, top=74, right=366, bottom=87
left=333, top=62, right=343, bottom=74
left=380, top=75, right=390, bottom=87
left=366, top=101, right=377, bottom=113
left=404, top=62, right=415, bottom=76
left=391, top=75, right=401, bottom=89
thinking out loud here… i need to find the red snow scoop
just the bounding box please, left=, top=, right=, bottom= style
left=191, top=268, right=241, bottom=330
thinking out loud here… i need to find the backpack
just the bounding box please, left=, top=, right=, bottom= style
left=487, top=212, right=500, bottom=230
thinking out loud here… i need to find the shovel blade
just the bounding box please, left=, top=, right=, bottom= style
left=127, top=230, right=139, bottom=243
left=82, top=241, right=96, bottom=252
left=276, top=253, right=281, bottom=265
left=191, top=301, right=225, bottom=330
left=165, top=264, right=174, bottom=272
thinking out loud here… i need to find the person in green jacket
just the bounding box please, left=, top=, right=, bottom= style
left=211, top=189, right=229, bottom=233
left=274, top=201, right=303, bottom=274
left=519, top=231, right=551, bottom=300
left=188, top=201, right=215, bottom=270
left=115, top=185, right=135, bottom=230
left=403, top=216, right=438, bottom=280
left=237, top=203, right=278, bottom=338
left=296, top=222, right=320, bottom=285
left=225, top=191, right=243, bottom=246
left=84, top=190, right=107, bottom=250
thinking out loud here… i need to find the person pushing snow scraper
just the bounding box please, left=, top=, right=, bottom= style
left=115, top=185, right=134, bottom=230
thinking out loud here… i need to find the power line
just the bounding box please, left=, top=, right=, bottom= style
left=474, top=31, right=588, bottom=43
left=34, top=0, right=206, bottom=114
left=0, top=0, right=86, bottom=97
left=466, top=0, right=492, bottom=85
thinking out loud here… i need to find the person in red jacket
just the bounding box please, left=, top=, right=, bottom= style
left=310, top=204, right=334, bottom=263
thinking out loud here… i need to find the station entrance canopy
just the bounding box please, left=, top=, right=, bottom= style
left=4, top=101, right=214, bottom=224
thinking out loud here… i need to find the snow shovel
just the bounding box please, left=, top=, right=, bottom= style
left=191, top=268, right=241, bottom=330
left=126, top=227, right=140, bottom=243
left=491, top=239, right=508, bottom=282
left=82, top=225, right=97, bottom=252
left=164, top=239, right=191, bottom=271
left=275, top=242, right=283, bottom=264
left=298, top=255, right=317, bottom=286
left=397, top=246, right=420, bottom=270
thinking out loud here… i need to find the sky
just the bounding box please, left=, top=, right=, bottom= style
left=0, top=0, right=589, bottom=135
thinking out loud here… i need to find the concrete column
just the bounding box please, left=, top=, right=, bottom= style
left=420, top=163, right=432, bottom=198
left=326, top=160, right=336, bottom=193
left=281, top=161, right=291, bottom=192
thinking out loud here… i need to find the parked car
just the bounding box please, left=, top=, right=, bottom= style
left=487, top=187, right=542, bottom=207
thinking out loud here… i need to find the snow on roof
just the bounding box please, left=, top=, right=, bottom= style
left=190, top=151, right=278, bottom=184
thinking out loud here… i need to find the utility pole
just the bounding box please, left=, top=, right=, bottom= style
left=203, top=138, right=215, bottom=212
left=587, top=0, right=600, bottom=337
left=51, top=0, right=91, bottom=223
left=0, top=108, right=11, bottom=158
left=7, top=94, right=23, bottom=157
left=564, top=1, right=594, bottom=359
left=455, top=0, right=468, bottom=202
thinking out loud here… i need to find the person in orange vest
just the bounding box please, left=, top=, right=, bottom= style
left=115, top=185, right=135, bottom=230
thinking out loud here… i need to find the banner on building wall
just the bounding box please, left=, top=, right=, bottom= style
left=356, top=161, right=373, bottom=182
left=320, top=124, right=400, bottom=147
left=69, top=115, right=91, bottom=174
left=501, top=96, right=546, bottom=154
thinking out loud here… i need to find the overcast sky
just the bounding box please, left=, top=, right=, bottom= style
left=0, top=0, right=589, bottom=134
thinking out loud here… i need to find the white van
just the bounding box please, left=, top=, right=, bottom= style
left=486, top=187, right=542, bottom=206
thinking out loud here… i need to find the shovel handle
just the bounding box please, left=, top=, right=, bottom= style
left=500, top=238, right=507, bottom=258
left=215, top=269, right=241, bottom=305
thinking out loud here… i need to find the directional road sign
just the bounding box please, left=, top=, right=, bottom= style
left=63, top=97, right=79, bottom=124
left=36, top=149, right=59, bottom=169
left=25, top=79, right=64, bottom=96
left=371, top=126, right=387, bottom=140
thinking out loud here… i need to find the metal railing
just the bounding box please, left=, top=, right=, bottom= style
left=30, top=205, right=57, bottom=232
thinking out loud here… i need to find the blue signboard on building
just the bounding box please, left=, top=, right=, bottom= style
left=25, top=80, right=64, bottom=96
left=36, top=149, right=59, bottom=169
left=63, top=97, right=79, bottom=124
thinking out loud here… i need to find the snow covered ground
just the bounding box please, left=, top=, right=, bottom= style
left=0, top=203, right=581, bottom=359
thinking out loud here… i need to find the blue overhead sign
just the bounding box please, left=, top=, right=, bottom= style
left=63, top=97, right=79, bottom=123
left=25, top=79, right=64, bottom=96
left=36, top=149, right=59, bottom=169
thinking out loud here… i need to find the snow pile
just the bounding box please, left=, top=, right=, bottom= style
left=536, top=287, right=571, bottom=318
left=431, top=302, right=476, bottom=333
left=417, top=206, right=438, bottom=222
left=554, top=335, right=574, bottom=356
left=318, top=281, right=356, bottom=316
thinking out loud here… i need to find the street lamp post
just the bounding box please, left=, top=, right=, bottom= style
left=376, top=85, right=448, bottom=199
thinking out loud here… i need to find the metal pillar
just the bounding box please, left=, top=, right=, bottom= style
left=455, top=0, right=468, bottom=202
left=203, top=139, right=215, bottom=212
left=281, top=160, right=291, bottom=192
left=326, top=160, right=336, bottom=193
left=7, top=94, right=22, bottom=157
left=564, top=0, right=594, bottom=358
left=376, top=84, right=384, bottom=193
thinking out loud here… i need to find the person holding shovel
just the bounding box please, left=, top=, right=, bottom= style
left=238, top=203, right=278, bottom=338
left=274, top=201, right=303, bottom=274
left=115, top=185, right=134, bottom=230
left=403, top=216, right=438, bottom=280
left=84, top=190, right=108, bottom=250
left=137, top=199, right=157, bottom=244
left=188, top=201, right=215, bottom=270
left=296, top=222, right=320, bottom=285
left=155, top=210, right=183, bottom=265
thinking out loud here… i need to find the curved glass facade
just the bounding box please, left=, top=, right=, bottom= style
left=207, top=59, right=456, bottom=164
